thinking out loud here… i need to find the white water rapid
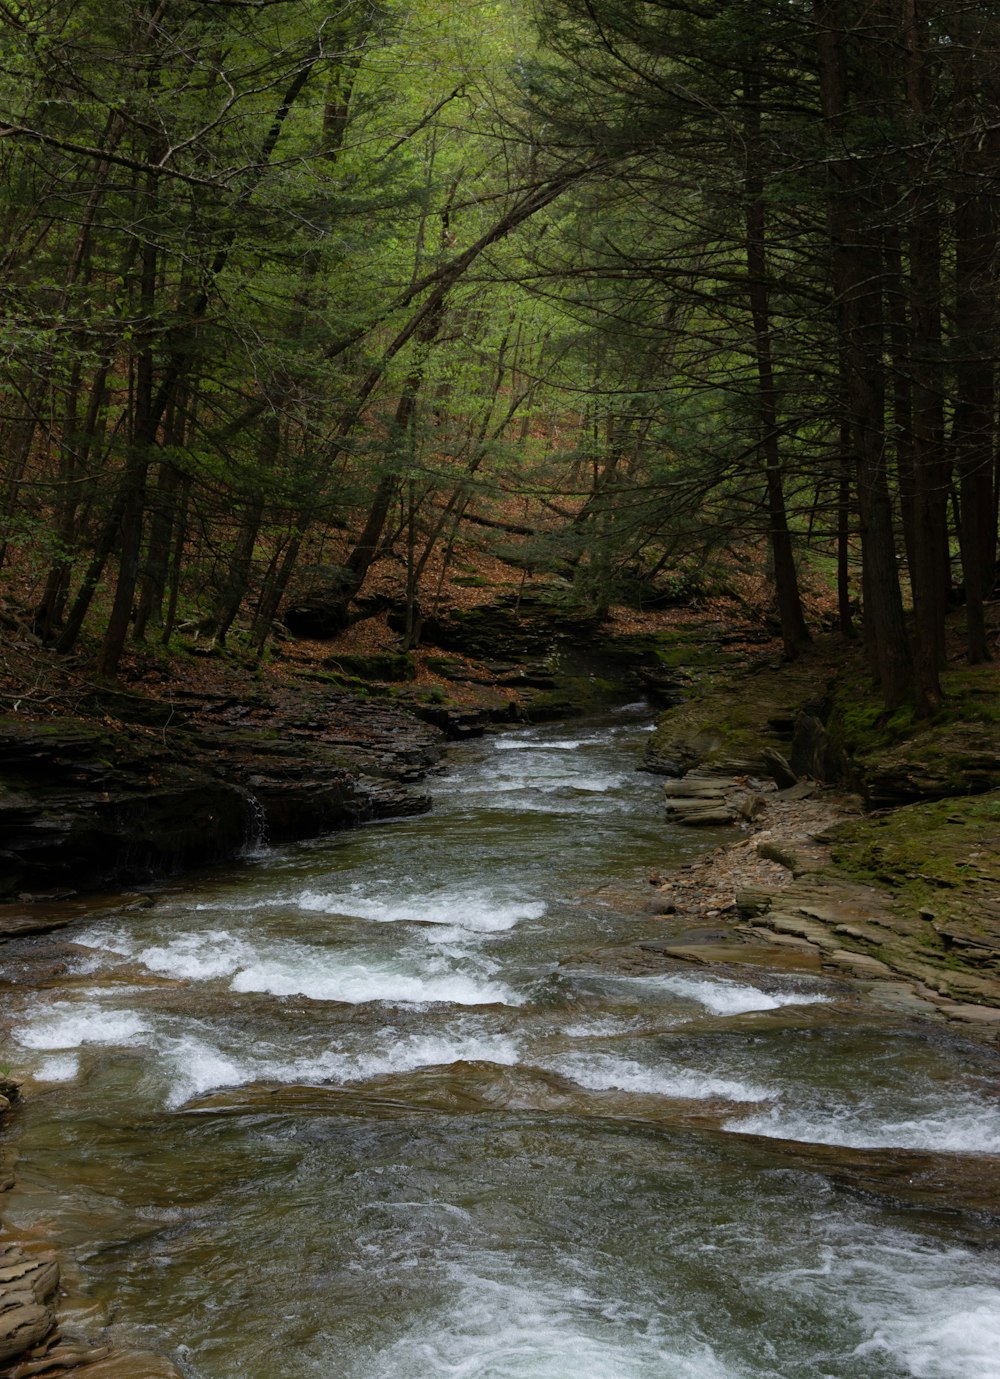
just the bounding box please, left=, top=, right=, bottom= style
left=3, top=708, right=1000, bottom=1378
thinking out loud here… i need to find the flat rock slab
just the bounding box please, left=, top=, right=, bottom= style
left=936, top=1001, right=1000, bottom=1026
left=662, top=777, right=733, bottom=799
left=0, top=894, right=153, bottom=941
left=824, top=949, right=895, bottom=980
left=8, top=1348, right=183, bottom=1378
left=651, top=942, right=825, bottom=974
left=672, top=809, right=736, bottom=828
left=861, top=981, right=943, bottom=1019
left=761, top=912, right=839, bottom=951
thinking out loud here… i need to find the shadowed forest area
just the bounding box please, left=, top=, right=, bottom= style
left=0, top=0, right=997, bottom=710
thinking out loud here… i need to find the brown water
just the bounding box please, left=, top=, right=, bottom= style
left=3, top=708, right=1000, bottom=1378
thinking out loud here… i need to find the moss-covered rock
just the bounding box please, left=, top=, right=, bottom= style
left=643, top=651, right=832, bottom=777
left=829, top=791, right=1000, bottom=972
left=826, top=662, right=1000, bottom=806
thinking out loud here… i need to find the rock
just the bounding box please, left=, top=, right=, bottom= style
left=645, top=897, right=677, bottom=915
left=732, top=791, right=767, bottom=822
left=936, top=1001, right=1000, bottom=1025
left=824, top=949, right=894, bottom=979
left=776, top=780, right=819, bottom=801
left=0, top=1257, right=59, bottom=1303
left=0, top=1146, right=19, bottom=1192
left=662, top=777, right=731, bottom=799
left=282, top=565, right=359, bottom=639
left=9, top=1342, right=113, bottom=1375
left=0, top=1299, right=55, bottom=1367
left=0, top=1078, right=22, bottom=1106
left=672, top=808, right=736, bottom=828
left=858, top=730, right=1000, bottom=808
left=663, top=797, right=724, bottom=817
left=832, top=923, right=869, bottom=941
left=760, top=912, right=838, bottom=950
left=789, top=712, right=838, bottom=781
left=0, top=894, right=153, bottom=941
left=0, top=1246, right=59, bottom=1368
left=735, top=888, right=773, bottom=918
left=0, top=689, right=446, bottom=899
left=762, top=748, right=797, bottom=790
left=755, top=839, right=802, bottom=872
left=663, top=775, right=742, bottom=828
left=644, top=730, right=724, bottom=778
left=397, top=700, right=495, bottom=738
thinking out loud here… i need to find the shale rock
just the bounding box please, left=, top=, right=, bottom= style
left=0, top=1246, right=59, bottom=1369
left=0, top=685, right=444, bottom=899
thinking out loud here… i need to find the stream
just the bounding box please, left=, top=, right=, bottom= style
left=3, top=707, right=1000, bottom=1378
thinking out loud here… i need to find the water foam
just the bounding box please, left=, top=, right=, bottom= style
left=773, top=1233, right=1000, bottom=1379
left=296, top=889, right=545, bottom=933
left=547, top=1052, right=771, bottom=1103
left=363, top=1265, right=740, bottom=1379
left=341, top=1031, right=522, bottom=1082
left=853, top=1279, right=1000, bottom=1378
left=561, top=1017, right=642, bottom=1039
left=34, top=1054, right=80, bottom=1082
left=162, top=1036, right=249, bottom=1108
left=230, top=954, right=520, bottom=1007
left=163, top=1027, right=523, bottom=1108
left=636, top=973, right=830, bottom=1016
left=135, top=929, right=254, bottom=981
left=17, top=1002, right=151, bottom=1051
left=727, top=1103, right=1000, bottom=1153
left=493, top=735, right=598, bottom=752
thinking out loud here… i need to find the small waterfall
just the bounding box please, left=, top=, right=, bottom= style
left=238, top=788, right=270, bottom=857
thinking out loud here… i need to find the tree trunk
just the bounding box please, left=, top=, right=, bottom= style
left=814, top=0, right=912, bottom=707
left=901, top=0, right=948, bottom=711
left=743, top=64, right=810, bottom=659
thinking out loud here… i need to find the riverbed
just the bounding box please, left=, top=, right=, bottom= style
left=3, top=708, right=1000, bottom=1377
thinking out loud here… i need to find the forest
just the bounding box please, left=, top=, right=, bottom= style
left=0, top=0, right=997, bottom=710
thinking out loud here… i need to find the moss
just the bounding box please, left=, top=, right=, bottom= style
left=824, top=669, right=918, bottom=759
left=830, top=792, right=1000, bottom=944
left=826, top=659, right=1000, bottom=763
left=522, top=674, right=620, bottom=722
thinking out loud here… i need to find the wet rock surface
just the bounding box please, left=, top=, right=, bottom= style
left=0, top=684, right=443, bottom=901
left=0, top=1243, right=59, bottom=1370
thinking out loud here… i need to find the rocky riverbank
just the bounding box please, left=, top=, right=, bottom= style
left=638, top=616, right=1000, bottom=1032
left=0, top=691, right=444, bottom=906
left=0, top=588, right=730, bottom=904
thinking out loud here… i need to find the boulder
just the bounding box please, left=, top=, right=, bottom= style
left=282, top=565, right=360, bottom=639
left=789, top=712, right=839, bottom=781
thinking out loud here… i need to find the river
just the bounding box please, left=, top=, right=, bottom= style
left=3, top=707, right=1000, bottom=1378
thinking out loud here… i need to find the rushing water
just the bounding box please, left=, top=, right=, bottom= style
left=4, top=708, right=1000, bottom=1378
